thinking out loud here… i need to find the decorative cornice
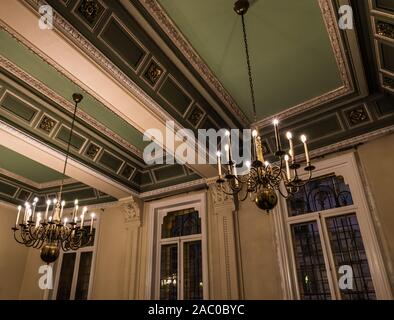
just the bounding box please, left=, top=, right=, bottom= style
left=140, top=0, right=353, bottom=129
left=0, top=40, right=143, bottom=159
left=139, top=0, right=250, bottom=127
left=310, top=125, right=394, bottom=159
left=0, top=168, right=76, bottom=189
left=139, top=178, right=207, bottom=199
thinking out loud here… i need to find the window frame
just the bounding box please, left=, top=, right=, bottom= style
left=50, top=213, right=100, bottom=300
left=273, top=152, right=392, bottom=299
left=146, top=192, right=208, bottom=300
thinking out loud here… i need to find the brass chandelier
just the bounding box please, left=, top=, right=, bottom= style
left=216, top=0, right=315, bottom=211
left=12, top=94, right=95, bottom=263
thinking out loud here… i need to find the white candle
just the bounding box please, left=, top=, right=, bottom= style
left=81, top=207, right=87, bottom=228
left=273, top=119, right=281, bottom=151
left=60, top=200, right=66, bottom=219
left=15, top=205, right=22, bottom=227
left=286, top=132, right=295, bottom=162
left=44, top=199, right=50, bottom=220
left=216, top=151, right=222, bottom=177
left=74, top=205, right=79, bottom=221
left=32, top=197, right=38, bottom=221
left=90, top=213, right=95, bottom=233
left=246, top=160, right=251, bottom=174
left=301, top=135, right=310, bottom=163
left=23, top=202, right=30, bottom=224
left=64, top=217, right=68, bottom=226
left=73, top=200, right=79, bottom=219
left=252, top=130, right=258, bottom=160
left=35, top=213, right=41, bottom=228
left=285, top=155, right=291, bottom=180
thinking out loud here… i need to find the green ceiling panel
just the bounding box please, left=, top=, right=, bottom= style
left=101, top=18, right=147, bottom=70
left=0, top=146, right=65, bottom=183
left=98, top=150, right=123, bottom=172
left=0, top=29, right=146, bottom=151
left=0, top=180, right=18, bottom=197
left=158, top=77, right=192, bottom=115
left=158, top=0, right=343, bottom=121
left=62, top=188, right=96, bottom=202
left=56, top=126, right=87, bottom=151
left=380, top=43, right=394, bottom=73
left=1, top=93, right=37, bottom=122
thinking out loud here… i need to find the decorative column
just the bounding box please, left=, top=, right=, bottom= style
left=121, top=197, right=142, bottom=300
left=207, top=180, right=240, bottom=299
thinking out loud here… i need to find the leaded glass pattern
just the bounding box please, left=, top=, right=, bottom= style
left=161, top=208, right=201, bottom=238
left=291, top=222, right=331, bottom=300
left=160, top=244, right=178, bottom=300
left=56, top=252, right=76, bottom=300
left=183, top=240, right=203, bottom=300
left=75, top=251, right=93, bottom=300
left=287, top=174, right=353, bottom=217
left=325, top=214, right=376, bottom=300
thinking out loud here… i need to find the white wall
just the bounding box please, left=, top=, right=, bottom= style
left=0, top=202, right=29, bottom=299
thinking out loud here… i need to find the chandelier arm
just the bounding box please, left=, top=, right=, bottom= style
left=13, top=230, right=27, bottom=245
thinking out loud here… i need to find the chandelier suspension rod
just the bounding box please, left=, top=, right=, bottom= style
left=241, top=13, right=257, bottom=123
left=58, top=94, right=81, bottom=200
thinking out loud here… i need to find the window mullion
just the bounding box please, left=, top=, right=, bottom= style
left=319, top=213, right=343, bottom=299
left=70, top=251, right=80, bottom=300
left=178, top=237, right=182, bottom=300
left=316, top=214, right=339, bottom=300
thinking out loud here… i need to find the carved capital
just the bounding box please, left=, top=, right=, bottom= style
left=208, top=184, right=234, bottom=209
left=121, top=198, right=141, bottom=225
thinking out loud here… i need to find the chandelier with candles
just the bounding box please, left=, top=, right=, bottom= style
left=12, top=94, right=96, bottom=263
left=216, top=0, right=315, bottom=211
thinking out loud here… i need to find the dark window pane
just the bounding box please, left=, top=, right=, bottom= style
left=183, top=240, right=203, bottom=300
left=162, top=208, right=201, bottom=238
left=291, top=222, right=331, bottom=300
left=326, top=214, right=376, bottom=300
left=75, top=252, right=93, bottom=300
left=160, top=244, right=178, bottom=300
left=287, top=174, right=353, bottom=217
left=56, top=253, right=76, bottom=300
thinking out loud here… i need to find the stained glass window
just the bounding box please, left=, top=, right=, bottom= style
left=160, top=244, right=178, bottom=300
left=75, top=251, right=93, bottom=300
left=291, top=222, right=332, bottom=300
left=161, top=208, right=201, bottom=238
left=56, top=252, right=76, bottom=300
left=55, top=227, right=96, bottom=300
left=287, top=174, right=353, bottom=217
left=326, top=214, right=376, bottom=300
left=183, top=240, right=203, bottom=300
left=159, top=207, right=204, bottom=300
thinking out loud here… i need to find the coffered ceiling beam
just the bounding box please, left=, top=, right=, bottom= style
left=0, top=0, right=217, bottom=178
left=0, top=120, right=134, bottom=199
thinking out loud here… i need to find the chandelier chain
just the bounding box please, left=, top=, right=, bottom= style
left=241, top=14, right=257, bottom=123
left=58, top=100, right=78, bottom=200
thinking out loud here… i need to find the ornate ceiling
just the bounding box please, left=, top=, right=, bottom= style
left=0, top=0, right=393, bottom=204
